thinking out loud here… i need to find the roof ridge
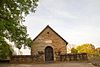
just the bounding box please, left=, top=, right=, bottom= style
left=32, top=25, right=68, bottom=45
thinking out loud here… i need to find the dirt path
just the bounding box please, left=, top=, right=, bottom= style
left=0, top=63, right=96, bottom=67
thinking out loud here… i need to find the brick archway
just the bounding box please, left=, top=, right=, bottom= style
left=45, top=46, right=54, bottom=62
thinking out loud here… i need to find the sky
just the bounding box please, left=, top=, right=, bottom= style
left=23, top=0, right=100, bottom=51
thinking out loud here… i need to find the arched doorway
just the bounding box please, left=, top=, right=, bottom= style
left=45, top=46, right=54, bottom=62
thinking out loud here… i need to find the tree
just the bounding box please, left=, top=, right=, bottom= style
left=95, top=47, right=100, bottom=56
left=71, top=48, right=78, bottom=53
left=0, top=42, right=14, bottom=60
left=0, top=0, right=38, bottom=59
left=76, top=44, right=95, bottom=55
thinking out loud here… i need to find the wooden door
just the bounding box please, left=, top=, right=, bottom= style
left=45, top=46, right=54, bottom=62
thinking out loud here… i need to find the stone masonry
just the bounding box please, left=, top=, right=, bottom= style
left=31, top=25, right=68, bottom=62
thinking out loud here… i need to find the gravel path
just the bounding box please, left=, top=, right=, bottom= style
left=0, top=63, right=97, bottom=67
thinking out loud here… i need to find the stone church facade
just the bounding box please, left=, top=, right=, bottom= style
left=10, top=25, right=68, bottom=63
left=31, top=25, right=68, bottom=62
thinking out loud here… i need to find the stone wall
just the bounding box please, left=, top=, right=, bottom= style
left=10, top=55, right=33, bottom=63
left=10, top=55, right=45, bottom=63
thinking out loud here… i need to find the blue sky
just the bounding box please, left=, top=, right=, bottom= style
left=23, top=0, right=100, bottom=48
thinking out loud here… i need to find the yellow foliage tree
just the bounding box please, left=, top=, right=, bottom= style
left=76, top=44, right=95, bottom=55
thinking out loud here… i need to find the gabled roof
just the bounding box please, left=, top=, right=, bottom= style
left=33, top=25, right=68, bottom=45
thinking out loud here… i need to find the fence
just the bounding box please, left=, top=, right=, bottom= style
left=60, top=53, right=88, bottom=61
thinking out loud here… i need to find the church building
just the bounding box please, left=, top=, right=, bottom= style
left=31, top=25, right=68, bottom=62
